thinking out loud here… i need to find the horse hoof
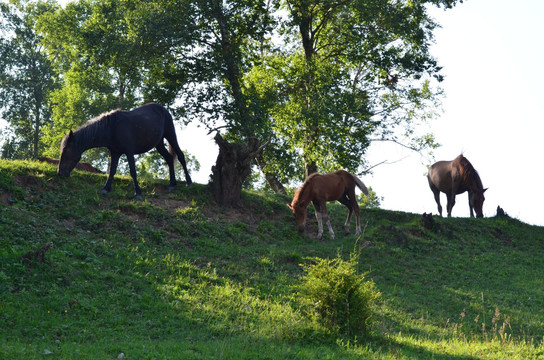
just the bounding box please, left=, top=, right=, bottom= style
left=134, top=195, right=144, bottom=201
left=167, top=186, right=176, bottom=192
left=99, top=189, right=108, bottom=195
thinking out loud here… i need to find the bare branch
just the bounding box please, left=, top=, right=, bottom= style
left=369, top=137, right=421, bottom=152
left=255, top=134, right=273, bottom=154
left=207, top=124, right=229, bottom=135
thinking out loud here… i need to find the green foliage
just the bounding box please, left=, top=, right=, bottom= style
left=0, top=0, right=59, bottom=159
left=37, top=0, right=195, bottom=156
left=360, top=186, right=382, bottom=209
left=244, top=0, right=448, bottom=177
left=137, top=149, right=200, bottom=183
left=299, top=253, right=381, bottom=338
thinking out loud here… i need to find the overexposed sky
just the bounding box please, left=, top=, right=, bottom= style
left=362, top=0, right=544, bottom=225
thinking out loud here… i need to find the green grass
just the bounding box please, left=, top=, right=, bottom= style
left=1, top=159, right=544, bottom=359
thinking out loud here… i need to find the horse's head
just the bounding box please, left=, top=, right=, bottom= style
left=470, top=188, right=487, bottom=218
left=287, top=201, right=307, bottom=233
left=57, top=131, right=81, bottom=177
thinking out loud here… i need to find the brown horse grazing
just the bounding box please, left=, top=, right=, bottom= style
left=287, top=170, right=369, bottom=239
left=427, top=154, right=487, bottom=218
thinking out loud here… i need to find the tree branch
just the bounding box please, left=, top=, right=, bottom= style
left=207, top=124, right=229, bottom=135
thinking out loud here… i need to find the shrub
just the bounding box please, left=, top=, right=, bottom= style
left=298, top=253, right=380, bottom=338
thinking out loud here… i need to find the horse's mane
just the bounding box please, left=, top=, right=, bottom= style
left=68, top=109, right=121, bottom=150
left=455, top=155, right=484, bottom=192
left=292, top=173, right=319, bottom=207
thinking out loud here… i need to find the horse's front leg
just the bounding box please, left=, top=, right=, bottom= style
left=468, top=192, right=474, bottom=218
left=312, top=201, right=324, bottom=239
left=321, top=204, right=335, bottom=239
left=101, top=152, right=120, bottom=195
left=126, top=153, right=143, bottom=200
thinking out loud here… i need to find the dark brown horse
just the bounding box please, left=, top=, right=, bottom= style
left=287, top=170, right=369, bottom=239
left=58, top=103, right=192, bottom=199
left=427, top=154, right=487, bottom=218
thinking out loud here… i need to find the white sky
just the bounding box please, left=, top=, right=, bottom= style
left=181, top=0, right=544, bottom=226
left=362, top=0, right=544, bottom=225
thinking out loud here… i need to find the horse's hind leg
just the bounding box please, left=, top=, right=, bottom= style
left=338, top=196, right=354, bottom=235
left=446, top=193, right=456, bottom=217
left=164, top=131, right=192, bottom=186
left=346, top=189, right=362, bottom=236
left=352, top=199, right=361, bottom=236
left=430, top=187, right=443, bottom=216
left=126, top=153, right=143, bottom=200
left=155, top=141, right=177, bottom=190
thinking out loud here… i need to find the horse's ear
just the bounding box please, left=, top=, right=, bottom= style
left=286, top=203, right=293, bottom=211
left=483, top=188, right=488, bottom=193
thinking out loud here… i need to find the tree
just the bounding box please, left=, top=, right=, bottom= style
left=30, top=0, right=462, bottom=201
left=188, top=0, right=461, bottom=191
left=37, top=0, right=195, bottom=158
left=0, top=0, right=58, bottom=159
left=188, top=0, right=287, bottom=200
left=262, top=0, right=461, bottom=178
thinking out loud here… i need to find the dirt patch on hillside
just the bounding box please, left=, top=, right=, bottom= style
left=134, top=184, right=288, bottom=229
left=14, top=174, right=44, bottom=190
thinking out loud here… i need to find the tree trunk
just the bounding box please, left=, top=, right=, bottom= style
left=211, top=0, right=250, bottom=128
left=210, top=133, right=269, bottom=207
left=305, top=161, right=317, bottom=178
left=254, top=151, right=286, bottom=195
left=32, top=100, right=41, bottom=159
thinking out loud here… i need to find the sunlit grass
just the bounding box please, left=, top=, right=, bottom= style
left=1, top=159, right=544, bottom=359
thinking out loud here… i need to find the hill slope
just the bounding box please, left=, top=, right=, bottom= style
left=1, top=159, right=544, bottom=359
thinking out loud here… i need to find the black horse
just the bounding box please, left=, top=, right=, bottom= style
left=58, top=103, right=192, bottom=199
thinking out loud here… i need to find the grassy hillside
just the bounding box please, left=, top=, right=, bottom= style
left=1, top=159, right=544, bottom=359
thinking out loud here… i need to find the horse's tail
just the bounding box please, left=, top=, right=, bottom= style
left=168, top=143, right=178, bottom=171
left=352, top=174, right=369, bottom=196
left=164, top=108, right=178, bottom=171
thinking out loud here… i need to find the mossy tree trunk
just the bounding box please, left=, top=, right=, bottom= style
left=210, top=133, right=270, bottom=207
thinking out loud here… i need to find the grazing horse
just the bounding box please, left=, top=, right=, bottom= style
left=427, top=154, right=487, bottom=218
left=287, top=170, right=369, bottom=239
left=58, top=103, right=192, bottom=199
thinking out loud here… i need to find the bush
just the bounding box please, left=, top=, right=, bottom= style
left=298, top=253, right=380, bottom=338
left=360, top=186, right=383, bottom=209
